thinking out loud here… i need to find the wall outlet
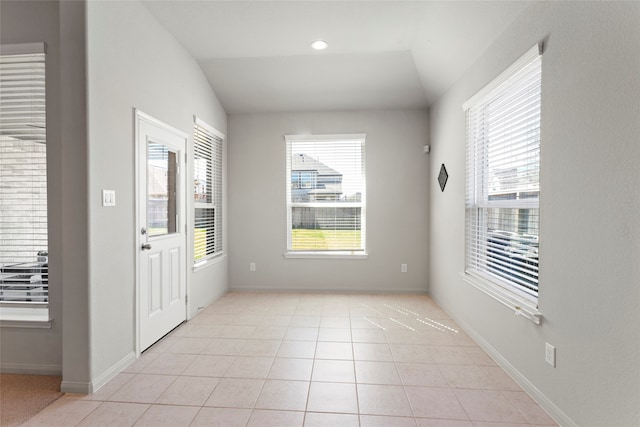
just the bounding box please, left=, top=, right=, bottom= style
left=401, top=263, right=408, bottom=273
left=545, top=342, right=556, bottom=367
left=249, top=262, right=256, bottom=272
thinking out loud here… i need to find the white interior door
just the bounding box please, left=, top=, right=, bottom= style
left=136, top=110, right=187, bottom=352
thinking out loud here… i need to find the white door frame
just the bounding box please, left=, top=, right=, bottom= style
left=134, top=109, right=189, bottom=356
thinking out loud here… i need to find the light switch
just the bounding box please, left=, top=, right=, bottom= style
left=102, top=190, right=116, bottom=207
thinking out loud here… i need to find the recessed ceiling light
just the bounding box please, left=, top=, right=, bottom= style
left=311, top=40, right=328, bottom=51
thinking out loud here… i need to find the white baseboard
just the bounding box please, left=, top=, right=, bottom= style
left=60, top=351, right=136, bottom=394
left=60, top=380, right=91, bottom=394
left=90, top=351, right=136, bottom=394
left=431, top=296, right=576, bottom=427
left=229, top=285, right=427, bottom=294
left=1, top=362, right=62, bottom=376
left=2, top=352, right=138, bottom=395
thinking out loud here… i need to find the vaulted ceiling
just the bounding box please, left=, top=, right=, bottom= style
left=141, top=1, right=530, bottom=114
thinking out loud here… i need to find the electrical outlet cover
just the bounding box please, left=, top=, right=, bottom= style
left=545, top=343, right=555, bottom=367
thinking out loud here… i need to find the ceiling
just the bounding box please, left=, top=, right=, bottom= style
left=141, top=1, right=530, bottom=114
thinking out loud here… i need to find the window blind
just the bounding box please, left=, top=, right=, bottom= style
left=194, top=118, right=223, bottom=264
left=285, top=134, right=366, bottom=253
left=465, top=44, right=541, bottom=299
left=0, top=43, right=48, bottom=304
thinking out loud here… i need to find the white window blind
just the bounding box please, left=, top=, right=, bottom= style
left=0, top=43, right=48, bottom=305
left=194, top=117, right=223, bottom=264
left=285, top=134, right=366, bottom=254
left=465, top=44, right=541, bottom=300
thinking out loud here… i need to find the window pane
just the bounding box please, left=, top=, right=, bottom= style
left=286, top=135, right=366, bottom=253
left=485, top=207, right=539, bottom=293
left=291, top=207, right=362, bottom=251
left=194, top=157, right=209, bottom=202
left=194, top=124, right=213, bottom=203
left=194, top=207, right=215, bottom=260
left=0, top=48, right=48, bottom=304
left=289, top=143, right=363, bottom=204
left=193, top=120, right=223, bottom=262
left=147, top=142, right=177, bottom=237
left=465, top=46, right=541, bottom=297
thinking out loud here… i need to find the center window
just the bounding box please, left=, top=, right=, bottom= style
left=285, top=134, right=366, bottom=256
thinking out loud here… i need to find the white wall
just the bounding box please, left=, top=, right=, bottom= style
left=85, top=0, right=227, bottom=390
left=428, top=2, right=640, bottom=426
left=228, top=110, right=429, bottom=293
left=59, top=0, right=92, bottom=392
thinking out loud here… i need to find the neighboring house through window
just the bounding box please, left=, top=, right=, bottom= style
left=0, top=43, right=49, bottom=310
left=285, top=134, right=366, bottom=257
left=193, top=117, right=224, bottom=266
left=464, top=44, right=542, bottom=320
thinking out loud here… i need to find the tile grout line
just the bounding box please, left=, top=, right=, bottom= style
left=349, top=305, right=364, bottom=427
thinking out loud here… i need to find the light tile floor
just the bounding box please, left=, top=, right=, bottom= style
left=24, top=292, right=558, bottom=427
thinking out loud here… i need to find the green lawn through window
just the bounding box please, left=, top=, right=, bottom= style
left=194, top=228, right=208, bottom=260
left=291, top=229, right=361, bottom=251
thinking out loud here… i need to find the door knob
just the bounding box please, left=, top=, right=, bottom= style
left=141, top=243, right=152, bottom=250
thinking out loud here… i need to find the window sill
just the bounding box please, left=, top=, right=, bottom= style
left=193, top=253, right=226, bottom=272
left=461, top=272, right=542, bottom=325
left=0, top=306, right=51, bottom=328
left=284, top=251, right=368, bottom=260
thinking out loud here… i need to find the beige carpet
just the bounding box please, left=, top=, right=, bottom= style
left=0, top=374, right=63, bottom=427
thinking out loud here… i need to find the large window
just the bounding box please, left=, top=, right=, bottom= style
left=285, top=134, right=366, bottom=256
left=193, top=117, right=224, bottom=265
left=0, top=43, right=48, bottom=306
left=465, top=44, right=542, bottom=304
